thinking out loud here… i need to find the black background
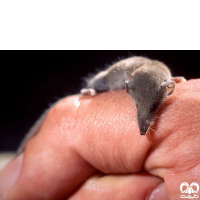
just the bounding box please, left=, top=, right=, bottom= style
left=0, top=51, right=200, bottom=151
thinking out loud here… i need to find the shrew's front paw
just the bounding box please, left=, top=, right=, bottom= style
left=80, top=88, right=97, bottom=96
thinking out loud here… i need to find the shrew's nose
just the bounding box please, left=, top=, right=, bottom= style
left=139, top=120, right=149, bottom=135
left=140, top=127, right=148, bottom=135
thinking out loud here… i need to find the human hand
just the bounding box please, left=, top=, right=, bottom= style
left=0, top=79, right=200, bottom=200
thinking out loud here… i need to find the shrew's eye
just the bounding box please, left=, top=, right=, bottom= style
left=125, top=81, right=135, bottom=91
left=128, top=81, right=135, bottom=90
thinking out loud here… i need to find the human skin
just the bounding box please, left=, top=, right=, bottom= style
left=0, top=79, right=200, bottom=200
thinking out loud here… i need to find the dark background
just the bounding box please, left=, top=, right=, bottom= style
left=0, top=51, right=200, bottom=151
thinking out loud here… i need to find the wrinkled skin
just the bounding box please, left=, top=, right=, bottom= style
left=0, top=79, right=200, bottom=200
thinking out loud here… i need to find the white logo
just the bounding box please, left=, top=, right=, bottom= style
left=180, top=182, right=199, bottom=199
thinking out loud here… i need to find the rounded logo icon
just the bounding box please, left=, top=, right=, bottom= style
left=180, top=182, right=199, bottom=199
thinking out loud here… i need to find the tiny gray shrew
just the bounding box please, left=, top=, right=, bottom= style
left=81, top=56, right=186, bottom=135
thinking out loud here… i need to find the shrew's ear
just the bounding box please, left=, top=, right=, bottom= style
left=161, top=80, right=176, bottom=95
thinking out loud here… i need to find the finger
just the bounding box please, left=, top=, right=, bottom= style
left=144, top=79, right=200, bottom=199
left=1, top=91, right=145, bottom=199
left=0, top=88, right=150, bottom=200
left=68, top=173, right=164, bottom=200
left=0, top=151, right=96, bottom=200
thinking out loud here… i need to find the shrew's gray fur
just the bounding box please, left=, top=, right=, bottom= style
left=81, top=56, right=186, bottom=135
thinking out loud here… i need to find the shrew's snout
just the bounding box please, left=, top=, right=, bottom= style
left=139, top=125, right=149, bottom=135
left=138, top=116, right=151, bottom=135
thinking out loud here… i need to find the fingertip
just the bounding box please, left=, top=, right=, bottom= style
left=0, top=153, right=23, bottom=200
left=147, top=182, right=169, bottom=200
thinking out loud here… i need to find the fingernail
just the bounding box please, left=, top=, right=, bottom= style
left=147, top=182, right=169, bottom=200
left=0, top=153, right=23, bottom=199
